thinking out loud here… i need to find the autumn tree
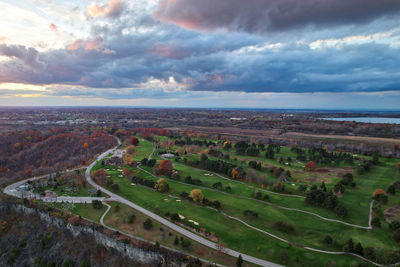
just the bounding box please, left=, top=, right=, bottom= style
left=83, top=142, right=89, bottom=149
left=153, top=160, right=173, bottom=176
left=92, top=169, right=107, bottom=185
left=373, top=189, right=388, bottom=204
left=130, top=136, right=140, bottom=146
left=155, top=178, right=169, bottom=193
left=190, top=189, right=204, bottom=203
left=126, top=145, right=136, bottom=155
left=305, top=161, right=318, bottom=171
left=231, top=167, right=245, bottom=180
left=123, top=154, right=133, bottom=165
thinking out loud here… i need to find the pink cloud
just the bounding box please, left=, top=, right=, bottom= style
left=66, top=36, right=115, bottom=54
left=85, top=36, right=103, bottom=51
left=49, top=23, right=58, bottom=32
left=87, top=0, right=123, bottom=18
left=150, top=44, right=187, bottom=59
left=0, top=37, right=5, bottom=42
left=67, top=39, right=83, bottom=51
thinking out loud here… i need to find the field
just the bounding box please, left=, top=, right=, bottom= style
left=49, top=132, right=400, bottom=266
left=82, top=134, right=400, bottom=266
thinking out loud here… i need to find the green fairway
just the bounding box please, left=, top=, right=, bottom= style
left=88, top=135, right=400, bottom=266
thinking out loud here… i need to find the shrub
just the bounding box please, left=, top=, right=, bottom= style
left=181, top=238, right=191, bottom=248
left=92, top=200, right=103, bottom=209
left=393, top=228, right=400, bottom=243
left=114, top=205, right=120, bottom=213
left=343, top=238, right=354, bottom=253
left=171, top=213, right=181, bottom=221
left=128, top=214, right=136, bottom=224
left=371, top=217, right=381, bottom=228
left=273, top=221, right=294, bottom=233
left=143, top=218, right=153, bottom=230
left=243, top=210, right=258, bottom=219
left=323, top=235, right=333, bottom=245
left=111, top=183, right=120, bottom=192
left=390, top=221, right=400, bottom=231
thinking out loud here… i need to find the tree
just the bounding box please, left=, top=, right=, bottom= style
left=373, top=189, right=388, bottom=204
left=190, top=189, right=204, bottom=203
left=123, top=154, right=133, bottom=165
left=155, top=178, right=169, bottom=193
left=354, top=242, right=363, bottom=256
left=126, top=145, right=136, bottom=155
left=130, top=136, right=139, bottom=146
left=236, top=255, right=243, bottom=267
left=320, top=182, right=327, bottom=192
left=92, top=200, right=103, bottom=209
left=143, top=218, right=153, bottom=230
left=305, top=161, right=318, bottom=171
left=83, top=142, right=89, bottom=149
left=154, top=160, right=173, bottom=175
left=392, top=228, right=400, bottom=243
left=323, top=235, right=333, bottom=246
left=343, top=238, right=354, bottom=252
left=128, top=214, right=136, bottom=224
left=92, top=169, right=107, bottom=185
left=371, top=217, right=381, bottom=228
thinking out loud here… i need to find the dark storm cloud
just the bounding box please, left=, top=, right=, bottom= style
left=154, top=0, right=400, bottom=33
left=1, top=6, right=400, bottom=97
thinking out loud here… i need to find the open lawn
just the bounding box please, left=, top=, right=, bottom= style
left=89, top=135, right=400, bottom=266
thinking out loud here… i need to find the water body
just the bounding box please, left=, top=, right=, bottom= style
left=322, top=117, right=400, bottom=124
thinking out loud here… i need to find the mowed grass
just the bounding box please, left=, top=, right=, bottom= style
left=89, top=136, right=400, bottom=266
left=97, top=166, right=364, bottom=266
left=47, top=202, right=107, bottom=223
left=133, top=166, right=397, bottom=251
left=103, top=202, right=252, bottom=267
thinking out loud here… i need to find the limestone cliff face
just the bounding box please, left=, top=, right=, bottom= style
left=0, top=200, right=191, bottom=267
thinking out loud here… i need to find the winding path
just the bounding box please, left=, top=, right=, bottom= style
left=84, top=138, right=283, bottom=267
left=158, top=155, right=374, bottom=230
left=2, top=136, right=383, bottom=266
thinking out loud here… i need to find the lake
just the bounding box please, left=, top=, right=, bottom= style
left=321, top=117, right=400, bottom=124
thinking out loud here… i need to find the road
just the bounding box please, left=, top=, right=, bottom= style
left=2, top=136, right=382, bottom=267
left=3, top=168, right=107, bottom=203
left=85, top=137, right=284, bottom=267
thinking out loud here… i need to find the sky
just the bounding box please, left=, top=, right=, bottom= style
left=0, top=0, right=400, bottom=110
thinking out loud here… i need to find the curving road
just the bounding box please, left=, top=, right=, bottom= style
left=2, top=136, right=383, bottom=267
left=3, top=168, right=107, bottom=203
left=85, top=138, right=283, bottom=267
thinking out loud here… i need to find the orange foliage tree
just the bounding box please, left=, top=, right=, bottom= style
left=373, top=189, right=386, bottom=198
left=83, top=142, right=89, bottom=149
left=153, top=160, right=173, bottom=175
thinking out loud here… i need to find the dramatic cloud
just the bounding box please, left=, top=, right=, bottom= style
left=154, top=0, right=400, bottom=33
left=0, top=0, right=400, bottom=109
left=87, top=0, right=123, bottom=18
